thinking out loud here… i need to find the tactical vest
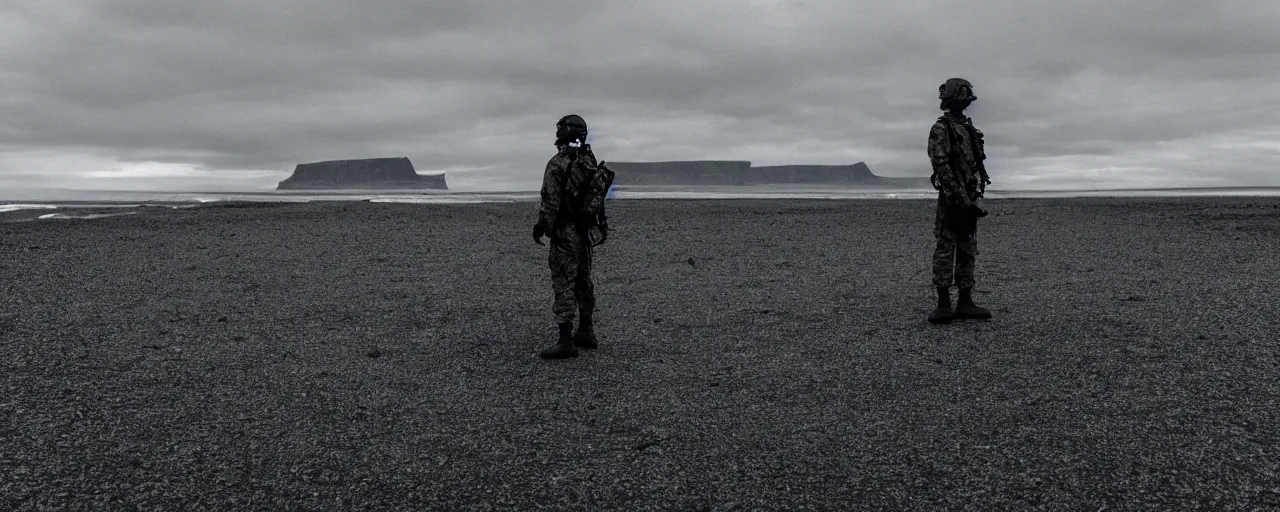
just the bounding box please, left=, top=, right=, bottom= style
left=930, top=116, right=991, bottom=197
left=558, top=149, right=615, bottom=229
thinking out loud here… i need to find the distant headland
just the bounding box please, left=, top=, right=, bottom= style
left=276, top=157, right=448, bottom=190
left=605, top=161, right=933, bottom=188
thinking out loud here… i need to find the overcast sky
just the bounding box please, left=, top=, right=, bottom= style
left=2, top=0, right=1278, bottom=192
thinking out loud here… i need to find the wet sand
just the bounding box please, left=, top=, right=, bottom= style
left=3, top=197, right=1279, bottom=510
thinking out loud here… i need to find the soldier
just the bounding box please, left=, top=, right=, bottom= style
left=927, top=78, right=993, bottom=324
left=532, top=114, right=612, bottom=359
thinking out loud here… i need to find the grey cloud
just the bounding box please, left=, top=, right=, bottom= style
left=1, top=0, right=1278, bottom=191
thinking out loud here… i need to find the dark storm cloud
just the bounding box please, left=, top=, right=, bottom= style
left=1, top=0, right=1278, bottom=190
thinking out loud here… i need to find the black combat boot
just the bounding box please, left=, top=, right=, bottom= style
left=954, top=287, right=993, bottom=320
left=928, top=286, right=953, bottom=324
left=539, top=322, right=579, bottom=359
left=573, top=311, right=598, bottom=349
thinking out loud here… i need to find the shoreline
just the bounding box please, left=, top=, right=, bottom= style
left=5, top=194, right=1280, bottom=224
left=3, top=185, right=1280, bottom=206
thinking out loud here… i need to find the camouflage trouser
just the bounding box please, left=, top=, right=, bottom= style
left=548, top=228, right=595, bottom=324
left=932, top=194, right=978, bottom=289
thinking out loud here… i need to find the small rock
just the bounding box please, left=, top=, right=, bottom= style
left=633, top=439, right=661, bottom=451
left=367, top=348, right=381, bottom=358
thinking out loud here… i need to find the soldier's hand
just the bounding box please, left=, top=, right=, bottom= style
left=971, top=202, right=988, bottom=218
left=533, top=221, right=547, bottom=245
left=593, top=222, right=609, bottom=247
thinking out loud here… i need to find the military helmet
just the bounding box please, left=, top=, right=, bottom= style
left=557, top=114, right=587, bottom=131
left=556, top=114, right=588, bottom=144
left=938, top=78, right=977, bottom=102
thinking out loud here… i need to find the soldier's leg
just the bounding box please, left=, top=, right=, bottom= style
left=953, top=228, right=991, bottom=320
left=572, top=236, right=598, bottom=349
left=932, top=196, right=957, bottom=288
left=541, top=240, right=579, bottom=359
left=932, top=235, right=957, bottom=288
left=549, top=240, right=579, bottom=324
left=575, top=237, right=595, bottom=315
left=954, top=229, right=977, bottom=290
left=929, top=196, right=957, bottom=324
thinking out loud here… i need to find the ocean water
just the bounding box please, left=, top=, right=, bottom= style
left=3, top=186, right=1279, bottom=219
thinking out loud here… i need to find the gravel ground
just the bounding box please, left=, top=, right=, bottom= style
left=2, top=197, right=1279, bottom=510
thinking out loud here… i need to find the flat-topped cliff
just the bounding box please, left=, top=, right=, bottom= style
left=605, top=160, right=932, bottom=188
left=277, top=157, right=448, bottom=190
left=604, top=161, right=753, bottom=185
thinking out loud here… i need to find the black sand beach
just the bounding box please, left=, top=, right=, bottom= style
left=3, top=197, right=1279, bottom=510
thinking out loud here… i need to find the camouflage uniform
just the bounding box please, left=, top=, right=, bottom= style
left=537, top=144, right=601, bottom=323
left=928, top=111, right=985, bottom=289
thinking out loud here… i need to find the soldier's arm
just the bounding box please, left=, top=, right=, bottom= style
left=588, top=181, right=608, bottom=224
left=928, top=123, right=973, bottom=209
left=974, top=127, right=987, bottom=161
left=974, top=127, right=990, bottom=177
left=537, top=157, right=564, bottom=227
left=589, top=159, right=611, bottom=224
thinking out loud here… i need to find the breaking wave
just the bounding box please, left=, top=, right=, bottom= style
left=3, top=186, right=1278, bottom=211
left=0, top=204, right=60, bottom=212
left=38, top=212, right=139, bottom=220
left=367, top=193, right=536, bottom=204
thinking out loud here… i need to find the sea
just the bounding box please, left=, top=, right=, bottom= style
left=3, top=185, right=1280, bottom=219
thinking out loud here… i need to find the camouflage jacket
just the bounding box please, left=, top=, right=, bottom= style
left=928, top=112, right=985, bottom=209
left=538, top=144, right=603, bottom=238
